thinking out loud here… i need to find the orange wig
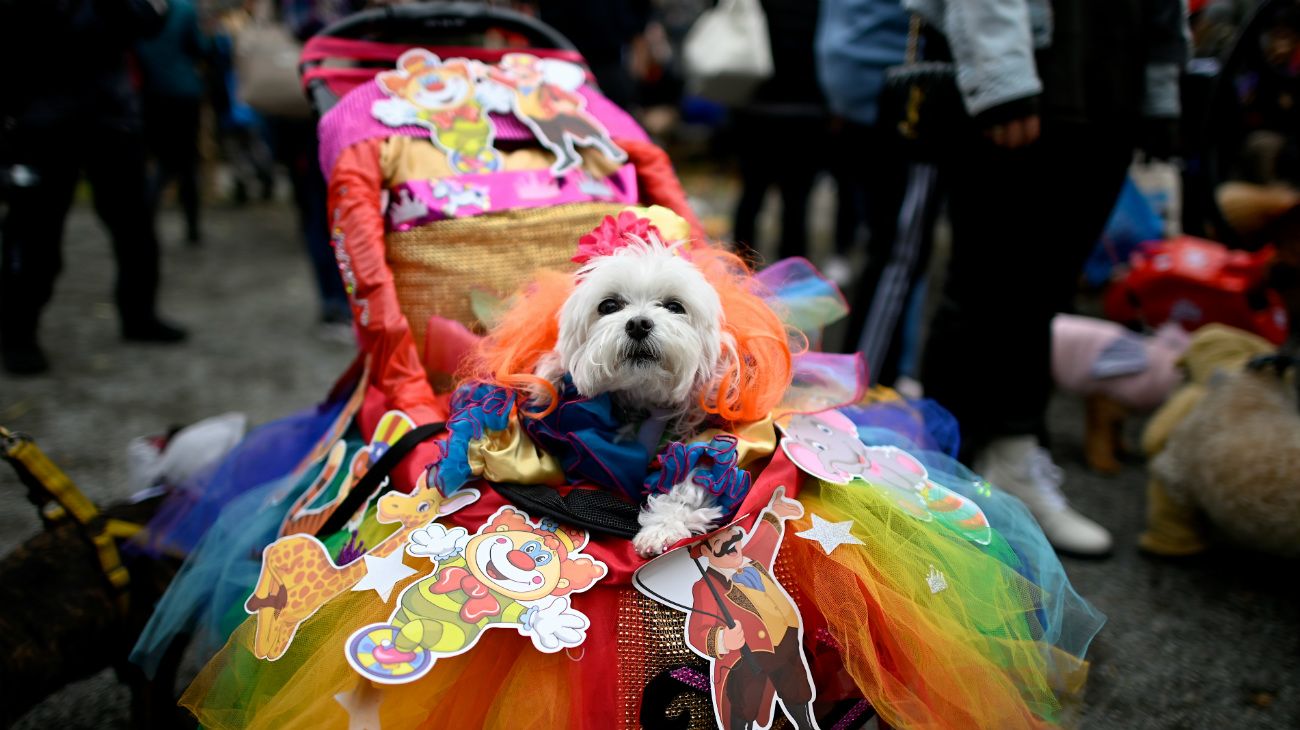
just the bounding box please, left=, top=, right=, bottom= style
left=461, top=243, right=793, bottom=425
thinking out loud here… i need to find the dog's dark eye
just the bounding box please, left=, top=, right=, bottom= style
left=597, top=298, right=623, bottom=316
left=662, top=299, right=686, bottom=315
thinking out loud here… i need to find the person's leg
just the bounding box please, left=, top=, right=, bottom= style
left=731, top=112, right=777, bottom=265
left=175, top=99, right=203, bottom=243
left=838, top=124, right=940, bottom=386
left=775, top=166, right=818, bottom=263
left=841, top=124, right=902, bottom=357
left=853, top=162, right=939, bottom=386
left=830, top=124, right=865, bottom=260
left=85, top=125, right=186, bottom=341
left=921, top=123, right=1126, bottom=554
left=922, top=134, right=1048, bottom=453
left=0, top=135, right=80, bottom=373
left=296, top=131, right=349, bottom=324
left=817, top=120, right=868, bottom=287
left=772, top=115, right=825, bottom=262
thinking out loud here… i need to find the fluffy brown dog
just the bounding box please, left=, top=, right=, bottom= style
left=1141, top=201, right=1300, bottom=557
left=1149, top=357, right=1300, bottom=557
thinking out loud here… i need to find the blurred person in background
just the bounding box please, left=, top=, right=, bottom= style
left=138, top=0, right=213, bottom=245
left=0, top=0, right=188, bottom=376
left=208, top=10, right=277, bottom=205
left=730, top=0, right=828, bottom=265
left=536, top=0, right=651, bottom=110
left=262, top=0, right=367, bottom=334
left=911, top=0, right=1188, bottom=555
left=817, top=0, right=942, bottom=388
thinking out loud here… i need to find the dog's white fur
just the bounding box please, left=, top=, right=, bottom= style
left=538, top=236, right=731, bottom=555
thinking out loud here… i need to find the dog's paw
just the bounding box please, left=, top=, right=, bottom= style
left=634, top=484, right=724, bottom=557
left=633, top=521, right=694, bottom=557
left=681, top=503, right=723, bottom=534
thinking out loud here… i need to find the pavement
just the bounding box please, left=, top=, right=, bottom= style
left=1, top=186, right=1297, bottom=728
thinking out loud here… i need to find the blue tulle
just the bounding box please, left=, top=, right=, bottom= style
left=855, top=420, right=1105, bottom=663
left=134, top=393, right=351, bottom=557
left=130, top=470, right=308, bottom=677
left=842, top=396, right=961, bottom=459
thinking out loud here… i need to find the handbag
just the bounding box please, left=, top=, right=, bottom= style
left=878, top=14, right=965, bottom=159
left=681, top=0, right=774, bottom=106
left=234, top=0, right=311, bottom=119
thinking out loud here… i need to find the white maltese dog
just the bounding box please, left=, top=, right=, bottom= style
left=537, top=235, right=730, bottom=556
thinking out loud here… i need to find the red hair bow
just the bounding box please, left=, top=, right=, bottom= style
left=572, top=211, right=662, bottom=265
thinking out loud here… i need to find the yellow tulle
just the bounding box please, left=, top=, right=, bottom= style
left=787, top=481, right=1088, bottom=729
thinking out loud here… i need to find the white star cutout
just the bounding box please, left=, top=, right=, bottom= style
left=795, top=513, right=864, bottom=555
left=334, top=680, right=383, bottom=730
left=352, top=549, right=417, bottom=602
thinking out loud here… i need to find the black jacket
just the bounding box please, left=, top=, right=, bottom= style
left=0, top=0, right=169, bottom=133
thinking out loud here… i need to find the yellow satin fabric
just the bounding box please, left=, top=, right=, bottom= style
left=466, top=418, right=566, bottom=486
left=695, top=415, right=778, bottom=469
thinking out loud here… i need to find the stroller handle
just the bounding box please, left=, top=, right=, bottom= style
left=304, top=2, right=581, bottom=115
left=316, top=2, right=577, bottom=51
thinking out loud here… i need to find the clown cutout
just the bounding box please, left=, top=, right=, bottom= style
left=346, top=507, right=607, bottom=684
left=372, top=50, right=509, bottom=173
left=488, top=53, right=627, bottom=176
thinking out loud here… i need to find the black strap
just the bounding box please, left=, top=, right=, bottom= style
left=315, top=421, right=446, bottom=537
left=490, top=482, right=640, bottom=539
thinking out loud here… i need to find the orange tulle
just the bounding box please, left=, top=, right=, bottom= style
left=180, top=555, right=575, bottom=730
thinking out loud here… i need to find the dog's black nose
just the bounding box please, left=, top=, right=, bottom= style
left=625, top=316, right=654, bottom=341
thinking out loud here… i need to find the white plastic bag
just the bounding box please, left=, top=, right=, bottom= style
left=127, top=412, right=248, bottom=489
left=682, top=0, right=774, bottom=106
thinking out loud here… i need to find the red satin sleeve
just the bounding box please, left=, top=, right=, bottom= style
left=327, top=138, right=445, bottom=424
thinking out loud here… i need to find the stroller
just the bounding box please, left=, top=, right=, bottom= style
left=132, top=5, right=1103, bottom=730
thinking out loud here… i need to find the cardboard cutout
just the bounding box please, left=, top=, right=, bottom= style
left=488, top=53, right=628, bottom=175
left=245, top=469, right=479, bottom=661
left=780, top=410, right=992, bottom=545
left=346, top=506, right=608, bottom=684
left=278, top=410, right=416, bottom=538
left=373, top=50, right=508, bottom=173
left=633, top=488, right=820, bottom=730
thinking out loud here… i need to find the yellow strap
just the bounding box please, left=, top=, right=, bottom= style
left=6, top=438, right=102, bottom=525
left=104, top=518, right=145, bottom=541
left=3, top=428, right=131, bottom=613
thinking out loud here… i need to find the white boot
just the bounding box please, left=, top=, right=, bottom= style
left=975, top=435, right=1113, bottom=556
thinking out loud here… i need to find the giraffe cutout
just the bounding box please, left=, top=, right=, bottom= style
left=246, top=470, right=480, bottom=661
left=278, top=411, right=416, bottom=538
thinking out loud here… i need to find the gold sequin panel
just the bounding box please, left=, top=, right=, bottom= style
left=384, top=202, right=628, bottom=345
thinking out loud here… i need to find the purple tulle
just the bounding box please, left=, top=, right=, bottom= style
left=132, top=391, right=353, bottom=557
left=841, top=397, right=961, bottom=459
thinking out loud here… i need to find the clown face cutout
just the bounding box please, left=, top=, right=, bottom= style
left=377, top=51, right=479, bottom=114
left=346, top=507, right=607, bottom=684
left=463, top=515, right=585, bottom=602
